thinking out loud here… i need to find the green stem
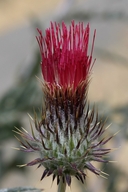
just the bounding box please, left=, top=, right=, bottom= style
left=57, top=177, right=66, bottom=192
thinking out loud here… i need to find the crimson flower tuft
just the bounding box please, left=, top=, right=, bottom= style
left=15, top=21, right=112, bottom=191
left=36, top=21, right=95, bottom=91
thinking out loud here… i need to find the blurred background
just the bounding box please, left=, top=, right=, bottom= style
left=0, top=0, right=128, bottom=191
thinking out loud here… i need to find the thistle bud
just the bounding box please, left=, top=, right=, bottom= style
left=15, top=21, right=112, bottom=189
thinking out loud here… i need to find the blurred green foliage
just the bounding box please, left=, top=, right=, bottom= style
left=0, top=187, right=43, bottom=192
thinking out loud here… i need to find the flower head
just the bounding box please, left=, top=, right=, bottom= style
left=36, top=21, right=95, bottom=91
left=15, top=21, right=112, bottom=188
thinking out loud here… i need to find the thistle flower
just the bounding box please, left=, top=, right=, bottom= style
left=15, top=21, right=112, bottom=191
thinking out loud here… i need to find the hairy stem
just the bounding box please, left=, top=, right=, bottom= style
left=57, top=177, right=66, bottom=192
